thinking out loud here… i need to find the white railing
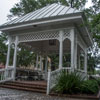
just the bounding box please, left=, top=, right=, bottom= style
left=75, top=69, right=87, bottom=80
left=0, top=67, right=14, bottom=83
left=47, top=68, right=88, bottom=94
left=47, top=67, right=72, bottom=94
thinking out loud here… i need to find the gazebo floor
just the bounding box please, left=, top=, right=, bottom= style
left=0, top=80, right=47, bottom=93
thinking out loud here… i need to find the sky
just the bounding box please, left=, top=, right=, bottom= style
left=0, top=0, right=20, bottom=25
left=0, top=0, right=92, bottom=26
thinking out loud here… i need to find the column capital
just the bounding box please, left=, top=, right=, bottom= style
left=14, top=36, right=19, bottom=46
left=58, top=30, right=64, bottom=42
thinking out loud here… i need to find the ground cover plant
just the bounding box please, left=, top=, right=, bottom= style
left=53, top=70, right=99, bottom=95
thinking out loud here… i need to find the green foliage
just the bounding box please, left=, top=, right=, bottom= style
left=54, top=70, right=83, bottom=94
left=53, top=71, right=99, bottom=94
left=87, top=53, right=97, bottom=74
left=81, top=80, right=99, bottom=94
left=49, top=54, right=59, bottom=69
left=0, top=33, right=7, bottom=64
left=17, top=46, right=36, bottom=67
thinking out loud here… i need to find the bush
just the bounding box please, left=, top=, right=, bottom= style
left=53, top=70, right=99, bottom=94
left=54, top=70, right=84, bottom=94
left=81, top=80, right=99, bottom=94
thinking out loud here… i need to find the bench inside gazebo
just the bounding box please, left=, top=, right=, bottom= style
left=0, top=3, right=92, bottom=94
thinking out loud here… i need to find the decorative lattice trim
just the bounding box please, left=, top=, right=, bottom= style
left=10, top=28, right=71, bottom=43
left=18, top=30, right=59, bottom=43
left=11, top=36, right=16, bottom=43
left=63, top=29, right=71, bottom=39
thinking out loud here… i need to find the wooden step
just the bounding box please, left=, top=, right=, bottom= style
left=10, top=81, right=47, bottom=87
left=0, top=81, right=47, bottom=93
left=3, top=82, right=47, bottom=90
left=1, top=84, right=46, bottom=93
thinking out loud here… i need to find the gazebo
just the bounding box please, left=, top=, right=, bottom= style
left=0, top=3, right=92, bottom=94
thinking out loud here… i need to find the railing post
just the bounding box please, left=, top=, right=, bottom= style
left=47, top=69, right=51, bottom=95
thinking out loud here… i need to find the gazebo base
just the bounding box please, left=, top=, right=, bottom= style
left=0, top=80, right=47, bottom=93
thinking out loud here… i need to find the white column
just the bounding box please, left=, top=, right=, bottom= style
left=36, top=54, right=39, bottom=69
left=59, top=30, right=64, bottom=69
left=13, top=36, right=18, bottom=80
left=6, top=37, right=11, bottom=68
left=70, top=29, right=75, bottom=70
left=40, top=55, right=42, bottom=71
left=75, top=34, right=77, bottom=69
left=84, top=49, right=87, bottom=73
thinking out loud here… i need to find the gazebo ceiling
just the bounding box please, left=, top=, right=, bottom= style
left=20, top=39, right=71, bottom=54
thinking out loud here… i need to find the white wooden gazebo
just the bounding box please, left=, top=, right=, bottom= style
left=0, top=3, right=92, bottom=94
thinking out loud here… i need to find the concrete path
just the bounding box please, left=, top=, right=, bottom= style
left=0, top=88, right=90, bottom=100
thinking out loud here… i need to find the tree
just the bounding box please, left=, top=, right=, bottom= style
left=17, top=46, right=36, bottom=67
left=0, top=33, right=7, bottom=64
left=85, top=0, right=100, bottom=47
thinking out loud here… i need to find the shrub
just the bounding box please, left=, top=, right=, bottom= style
left=54, top=70, right=84, bottom=94
left=96, top=78, right=100, bottom=85
left=81, top=80, right=99, bottom=94
left=53, top=70, right=99, bottom=95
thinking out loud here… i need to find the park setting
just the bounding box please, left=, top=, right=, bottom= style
left=0, top=0, right=100, bottom=100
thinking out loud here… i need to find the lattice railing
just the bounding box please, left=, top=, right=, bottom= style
left=47, top=67, right=87, bottom=94
left=0, top=67, right=14, bottom=83
left=47, top=67, right=72, bottom=94
left=75, top=69, right=87, bottom=80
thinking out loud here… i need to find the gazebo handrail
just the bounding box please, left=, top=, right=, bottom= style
left=0, top=67, right=14, bottom=83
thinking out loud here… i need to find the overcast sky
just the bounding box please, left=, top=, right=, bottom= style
left=0, top=0, right=92, bottom=25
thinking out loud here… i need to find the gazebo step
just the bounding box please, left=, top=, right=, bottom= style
left=3, top=83, right=46, bottom=90
left=10, top=81, right=47, bottom=87
left=0, top=81, right=47, bottom=93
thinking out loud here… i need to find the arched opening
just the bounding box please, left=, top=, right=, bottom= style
left=77, top=44, right=85, bottom=70
left=9, top=43, right=15, bottom=66
left=16, top=39, right=59, bottom=80
left=63, top=38, right=71, bottom=67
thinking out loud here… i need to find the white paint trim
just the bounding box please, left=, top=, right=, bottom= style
left=0, top=16, right=82, bottom=31
left=81, top=18, right=93, bottom=45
